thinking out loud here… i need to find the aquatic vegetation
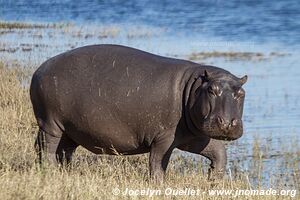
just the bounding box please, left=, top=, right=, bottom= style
left=188, top=51, right=290, bottom=62
left=0, top=21, right=71, bottom=29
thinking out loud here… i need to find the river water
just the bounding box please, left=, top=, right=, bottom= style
left=0, top=0, right=299, bottom=188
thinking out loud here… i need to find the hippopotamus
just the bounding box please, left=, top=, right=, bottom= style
left=30, top=44, right=247, bottom=181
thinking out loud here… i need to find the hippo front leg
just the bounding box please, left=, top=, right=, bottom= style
left=149, top=130, right=175, bottom=183
left=199, top=139, right=227, bottom=180
left=178, top=137, right=227, bottom=180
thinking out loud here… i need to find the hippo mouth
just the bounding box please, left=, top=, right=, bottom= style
left=206, top=129, right=243, bottom=141
left=209, top=133, right=242, bottom=141
left=202, top=119, right=243, bottom=141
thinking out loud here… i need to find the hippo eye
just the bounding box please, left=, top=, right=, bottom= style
left=208, top=85, right=219, bottom=97
left=233, top=89, right=245, bottom=100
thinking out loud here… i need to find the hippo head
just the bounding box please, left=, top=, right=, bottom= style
left=189, top=70, right=247, bottom=140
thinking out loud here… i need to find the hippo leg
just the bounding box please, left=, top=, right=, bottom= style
left=56, top=133, right=79, bottom=165
left=149, top=131, right=175, bottom=183
left=35, top=129, right=78, bottom=166
left=178, top=137, right=227, bottom=180
left=35, top=129, right=59, bottom=165
left=199, top=139, right=227, bottom=180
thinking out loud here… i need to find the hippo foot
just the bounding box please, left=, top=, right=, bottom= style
left=208, top=168, right=225, bottom=181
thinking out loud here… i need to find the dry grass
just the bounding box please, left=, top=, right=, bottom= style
left=0, top=62, right=298, bottom=199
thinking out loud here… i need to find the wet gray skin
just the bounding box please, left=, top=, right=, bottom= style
left=30, top=44, right=247, bottom=182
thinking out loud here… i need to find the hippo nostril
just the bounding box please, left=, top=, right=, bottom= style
left=217, top=116, right=224, bottom=125
left=231, top=119, right=238, bottom=127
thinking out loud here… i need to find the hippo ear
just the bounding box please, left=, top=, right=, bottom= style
left=240, top=75, right=248, bottom=85
left=204, top=70, right=210, bottom=78
left=202, top=70, right=210, bottom=82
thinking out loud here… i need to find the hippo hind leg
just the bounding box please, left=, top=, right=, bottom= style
left=35, top=128, right=78, bottom=166
left=56, top=133, right=79, bottom=165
